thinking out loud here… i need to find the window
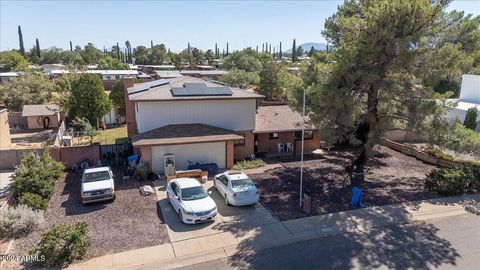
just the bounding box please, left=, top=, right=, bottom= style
left=269, top=132, right=279, bottom=139
left=294, top=130, right=313, bottom=140
left=220, top=175, right=228, bottom=186
left=234, top=133, right=245, bottom=146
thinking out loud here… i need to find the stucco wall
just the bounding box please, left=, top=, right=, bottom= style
left=0, top=109, right=11, bottom=150
left=135, top=99, right=257, bottom=133
left=26, top=114, right=60, bottom=129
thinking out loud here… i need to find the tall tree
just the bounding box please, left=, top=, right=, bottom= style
left=301, top=0, right=478, bottom=172
left=125, top=41, right=131, bottom=63
left=187, top=42, right=191, bottom=53
left=215, top=43, right=218, bottom=59
left=291, top=39, right=297, bottom=62
left=35, top=38, right=41, bottom=58
left=279, top=42, right=282, bottom=59
left=226, top=42, right=229, bottom=56
left=70, top=41, right=73, bottom=52
left=109, top=80, right=126, bottom=117
left=0, top=51, right=29, bottom=72
left=69, top=74, right=111, bottom=125
left=308, top=46, right=316, bottom=57
left=18, top=26, right=25, bottom=55
left=0, top=73, right=54, bottom=111
left=116, top=42, right=120, bottom=60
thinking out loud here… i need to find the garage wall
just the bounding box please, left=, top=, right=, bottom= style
left=151, top=142, right=226, bottom=173
left=136, top=99, right=256, bottom=133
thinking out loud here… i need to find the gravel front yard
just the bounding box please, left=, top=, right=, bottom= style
left=251, top=145, right=438, bottom=221
left=8, top=167, right=168, bottom=267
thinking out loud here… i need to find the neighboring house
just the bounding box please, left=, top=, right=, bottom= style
left=254, top=105, right=320, bottom=155
left=41, top=64, right=65, bottom=74
left=124, top=77, right=263, bottom=173
left=85, top=70, right=140, bottom=90
left=0, top=109, right=11, bottom=150
left=446, top=74, right=480, bottom=131
left=22, top=104, right=61, bottom=129
left=0, top=72, right=20, bottom=83
left=156, top=71, right=183, bottom=79
left=179, top=70, right=228, bottom=80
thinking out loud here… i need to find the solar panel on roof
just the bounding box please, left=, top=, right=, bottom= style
left=128, top=79, right=169, bottom=95
left=170, top=84, right=233, bottom=97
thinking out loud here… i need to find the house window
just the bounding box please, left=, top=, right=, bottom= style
left=234, top=133, right=245, bottom=146
left=294, top=130, right=314, bottom=140
left=269, top=132, right=279, bottom=139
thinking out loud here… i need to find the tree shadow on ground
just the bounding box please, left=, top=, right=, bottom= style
left=228, top=221, right=460, bottom=270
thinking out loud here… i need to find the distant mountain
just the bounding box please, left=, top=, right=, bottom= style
left=285, top=42, right=327, bottom=53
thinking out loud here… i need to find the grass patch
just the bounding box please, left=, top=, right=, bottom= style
left=232, top=159, right=266, bottom=170
left=94, top=126, right=128, bottom=144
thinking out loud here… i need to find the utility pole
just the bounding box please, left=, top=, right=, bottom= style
left=299, top=88, right=306, bottom=208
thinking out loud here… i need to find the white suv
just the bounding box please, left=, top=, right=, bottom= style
left=81, top=167, right=115, bottom=205
left=214, top=171, right=259, bottom=206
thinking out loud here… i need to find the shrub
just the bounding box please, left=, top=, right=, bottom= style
left=463, top=107, right=478, bottom=130
left=0, top=205, right=44, bottom=238
left=33, top=222, right=90, bottom=267
left=423, top=145, right=454, bottom=160
left=11, top=149, right=64, bottom=200
left=425, top=164, right=480, bottom=196
left=20, top=192, right=49, bottom=210
left=232, top=159, right=267, bottom=170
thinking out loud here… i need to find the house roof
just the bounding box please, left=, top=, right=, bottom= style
left=128, top=77, right=263, bottom=101
left=254, top=105, right=315, bottom=133
left=132, top=123, right=244, bottom=146
left=179, top=70, right=228, bottom=76
left=0, top=72, right=20, bottom=77
left=22, top=104, right=60, bottom=117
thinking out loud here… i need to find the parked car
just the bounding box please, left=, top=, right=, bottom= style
left=81, top=167, right=115, bottom=205
left=214, top=171, right=259, bottom=206
left=166, top=178, right=217, bottom=224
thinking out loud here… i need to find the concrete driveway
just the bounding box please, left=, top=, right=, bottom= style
left=156, top=179, right=281, bottom=256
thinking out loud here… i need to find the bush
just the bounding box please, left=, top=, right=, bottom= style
left=33, top=222, right=90, bottom=267
left=425, top=164, right=480, bottom=196
left=232, top=159, right=267, bottom=170
left=20, top=192, right=49, bottom=210
left=0, top=205, right=44, bottom=238
left=423, top=145, right=454, bottom=160
left=11, top=149, right=64, bottom=200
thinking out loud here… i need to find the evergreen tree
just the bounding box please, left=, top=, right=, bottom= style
left=18, top=25, right=25, bottom=55
left=226, top=43, right=229, bottom=55
left=215, top=43, right=218, bottom=58
left=292, top=39, right=297, bottom=62
left=262, top=43, right=264, bottom=53
left=70, top=41, right=73, bottom=52
left=150, top=40, right=153, bottom=49
left=308, top=46, right=316, bottom=57
left=464, top=107, right=478, bottom=130
left=188, top=42, right=191, bottom=53
left=256, top=45, right=258, bottom=53
left=279, top=42, right=282, bottom=59
left=269, top=44, right=272, bottom=54
left=35, top=38, right=41, bottom=58
left=116, top=42, right=120, bottom=60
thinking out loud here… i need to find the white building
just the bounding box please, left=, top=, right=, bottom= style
left=446, top=74, right=480, bottom=131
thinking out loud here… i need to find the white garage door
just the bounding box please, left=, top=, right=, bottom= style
left=151, top=142, right=226, bottom=173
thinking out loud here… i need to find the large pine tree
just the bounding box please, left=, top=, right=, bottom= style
left=291, top=39, right=296, bottom=62
left=35, top=38, right=41, bottom=58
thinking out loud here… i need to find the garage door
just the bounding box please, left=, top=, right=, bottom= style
left=151, top=142, right=226, bottom=173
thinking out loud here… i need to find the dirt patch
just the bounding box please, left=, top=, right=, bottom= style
left=251, top=145, right=438, bottom=221
left=7, top=167, right=168, bottom=268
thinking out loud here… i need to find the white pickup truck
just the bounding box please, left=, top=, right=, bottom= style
left=81, top=167, right=115, bottom=205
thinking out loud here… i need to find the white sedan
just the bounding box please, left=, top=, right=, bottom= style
left=166, top=178, right=217, bottom=224
left=214, top=171, right=259, bottom=206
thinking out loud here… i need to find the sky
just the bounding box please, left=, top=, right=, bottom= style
left=1, top=0, right=479, bottom=52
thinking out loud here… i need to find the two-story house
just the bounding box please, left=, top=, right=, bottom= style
left=123, top=77, right=263, bottom=173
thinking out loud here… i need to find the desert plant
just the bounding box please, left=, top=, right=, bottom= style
left=33, top=222, right=90, bottom=267
left=0, top=204, right=44, bottom=238
left=232, top=159, right=267, bottom=170
left=20, top=192, right=49, bottom=210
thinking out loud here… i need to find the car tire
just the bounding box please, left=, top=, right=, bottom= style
left=225, top=195, right=230, bottom=206
left=178, top=211, right=184, bottom=223
left=111, top=194, right=116, bottom=202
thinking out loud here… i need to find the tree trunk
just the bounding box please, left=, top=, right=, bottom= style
left=350, top=86, right=380, bottom=172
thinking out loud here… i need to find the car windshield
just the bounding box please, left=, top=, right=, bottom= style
left=231, top=178, right=253, bottom=188
left=83, top=171, right=110, bottom=183
left=181, top=186, right=208, bottom=201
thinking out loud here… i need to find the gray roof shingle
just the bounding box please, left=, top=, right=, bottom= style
left=128, top=77, right=263, bottom=101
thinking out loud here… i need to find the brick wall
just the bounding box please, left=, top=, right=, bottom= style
left=57, top=144, right=101, bottom=168
left=256, top=130, right=321, bottom=155
left=123, top=77, right=137, bottom=139
left=234, top=131, right=254, bottom=160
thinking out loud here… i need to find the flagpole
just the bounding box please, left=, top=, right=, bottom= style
left=299, top=88, right=305, bottom=208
